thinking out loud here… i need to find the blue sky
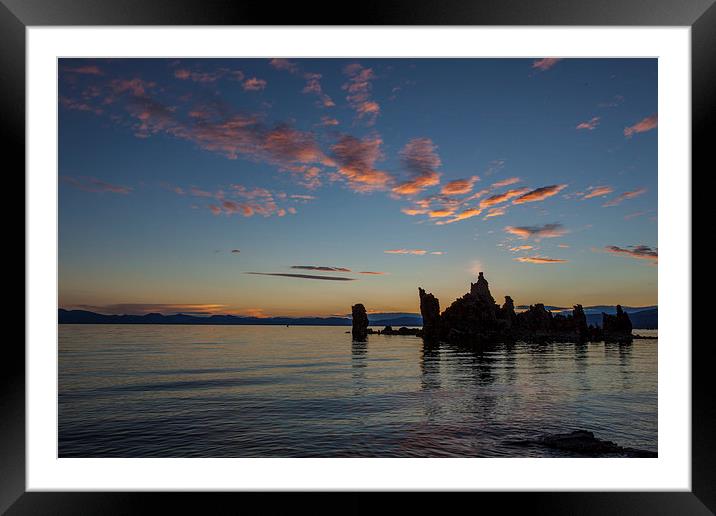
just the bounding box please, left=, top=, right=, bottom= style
left=58, top=58, right=657, bottom=317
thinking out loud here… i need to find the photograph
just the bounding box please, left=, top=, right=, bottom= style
left=57, top=57, right=658, bottom=459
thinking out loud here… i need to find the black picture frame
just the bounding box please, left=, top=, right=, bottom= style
left=4, top=0, right=711, bottom=513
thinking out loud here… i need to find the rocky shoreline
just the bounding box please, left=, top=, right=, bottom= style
left=352, top=272, right=639, bottom=344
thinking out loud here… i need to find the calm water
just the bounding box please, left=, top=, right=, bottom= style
left=59, top=325, right=657, bottom=457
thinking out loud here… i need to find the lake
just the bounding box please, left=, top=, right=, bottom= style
left=58, top=324, right=657, bottom=457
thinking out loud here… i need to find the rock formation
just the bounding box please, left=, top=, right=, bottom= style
left=418, top=272, right=632, bottom=344
left=602, top=304, right=632, bottom=338
left=419, top=287, right=441, bottom=341
left=351, top=303, right=369, bottom=341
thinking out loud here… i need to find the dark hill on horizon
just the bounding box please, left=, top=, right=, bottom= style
left=59, top=307, right=658, bottom=329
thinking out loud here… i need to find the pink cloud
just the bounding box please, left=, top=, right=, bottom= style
left=490, top=177, right=521, bottom=189
left=343, top=63, right=380, bottom=125
left=269, top=58, right=300, bottom=74
left=63, top=65, right=103, bottom=75
left=62, top=176, right=131, bottom=194
left=603, top=245, right=657, bottom=263
left=602, top=188, right=647, bottom=207
left=624, top=114, right=658, bottom=137
left=582, top=186, right=614, bottom=199
left=576, top=116, right=600, bottom=130
left=505, top=223, right=567, bottom=240
left=243, top=77, right=267, bottom=91
left=532, top=58, right=562, bottom=71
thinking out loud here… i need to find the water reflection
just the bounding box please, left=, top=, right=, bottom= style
left=420, top=342, right=441, bottom=391
left=59, top=325, right=657, bottom=458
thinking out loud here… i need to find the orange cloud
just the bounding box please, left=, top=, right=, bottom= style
left=384, top=249, right=428, bottom=255
left=428, top=209, right=455, bottom=218
left=624, top=114, right=658, bottom=137
left=505, top=223, right=567, bottom=240
left=392, top=138, right=442, bottom=196
left=490, top=177, right=521, bottom=188
left=509, top=245, right=534, bottom=251
left=576, top=117, right=600, bottom=130
left=582, top=186, right=614, bottom=199
left=401, top=207, right=429, bottom=216
left=602, top=188, right=647, bottom=207
left=484, top=206, right=507, bottom=218
left=480, top=187, right=530, bottom=208
left=532, top=58, right=562, bottom=71
left=604, top=245, right=658, bottom=263
left=515, top=256, right=567, bottom=264
left=512, top=184, right=567, bottom=204
left=436, top=208, right=483, bottom=225
left=441, top=176, right=480, bottom=195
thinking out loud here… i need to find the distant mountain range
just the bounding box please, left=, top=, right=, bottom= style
left=59, top=306, right=658, bottom=329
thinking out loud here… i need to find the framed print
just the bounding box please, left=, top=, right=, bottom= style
left=4, top=0, right=712, bottom=513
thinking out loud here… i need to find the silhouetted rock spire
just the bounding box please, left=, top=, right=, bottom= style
left=419, top=287, right=441, bottom=341
left=351, top=303, right=369, bottom=341
left=470, top=272, right=495, bottom=305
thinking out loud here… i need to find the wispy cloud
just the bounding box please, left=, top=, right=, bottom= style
left=484, top=206, right=507, bottom=218
left=603, top=245, right=658, bottom=263
left=62, top=176, right=132, bottom=194
left=63, top=65, right=103, bottom=76
left=231, top=249, right=241, bottom=254
left=343, top=63, right=380, bottom=125
left=509, top=245, right=534, bottom=252
left=67, top=303, right=228, bottom=315
left=290, top=265, right=351, bottom=272
left=441, top=176, right=479, bottom=195
left=490, top=177, right=520, bottom=188
left=392, top=138, right=442, bottom=196
left=505, top=223, right=567, bottom=240
left=436, top=208, right=483, bottom=225
left=602, top=187, right=646, bottom=207
left=385, top=249, right=427, bottom=255
left=576, top=117, right=600, bottom=130
left=532, top=58, right=562, bottom=71
left=245, top=272, right=356, bottom=281
left=512, top=184, right=567, bottom=205
left=514, top=256, right=567, bottom=264
left=270, top=59, right=334, bottom=107
left=582, top=185, right=614, bottom=199
left=624, top=114, right=658, bottom=137
left=359, top=271, right=387, bottom=275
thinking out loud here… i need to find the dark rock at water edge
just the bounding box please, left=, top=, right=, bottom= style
left=507, top=430, right=656, bottom=458
left=351, top=303, right=369, bottom=341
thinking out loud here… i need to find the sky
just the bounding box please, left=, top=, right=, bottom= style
left=58, top=58, right=658, bottom=317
